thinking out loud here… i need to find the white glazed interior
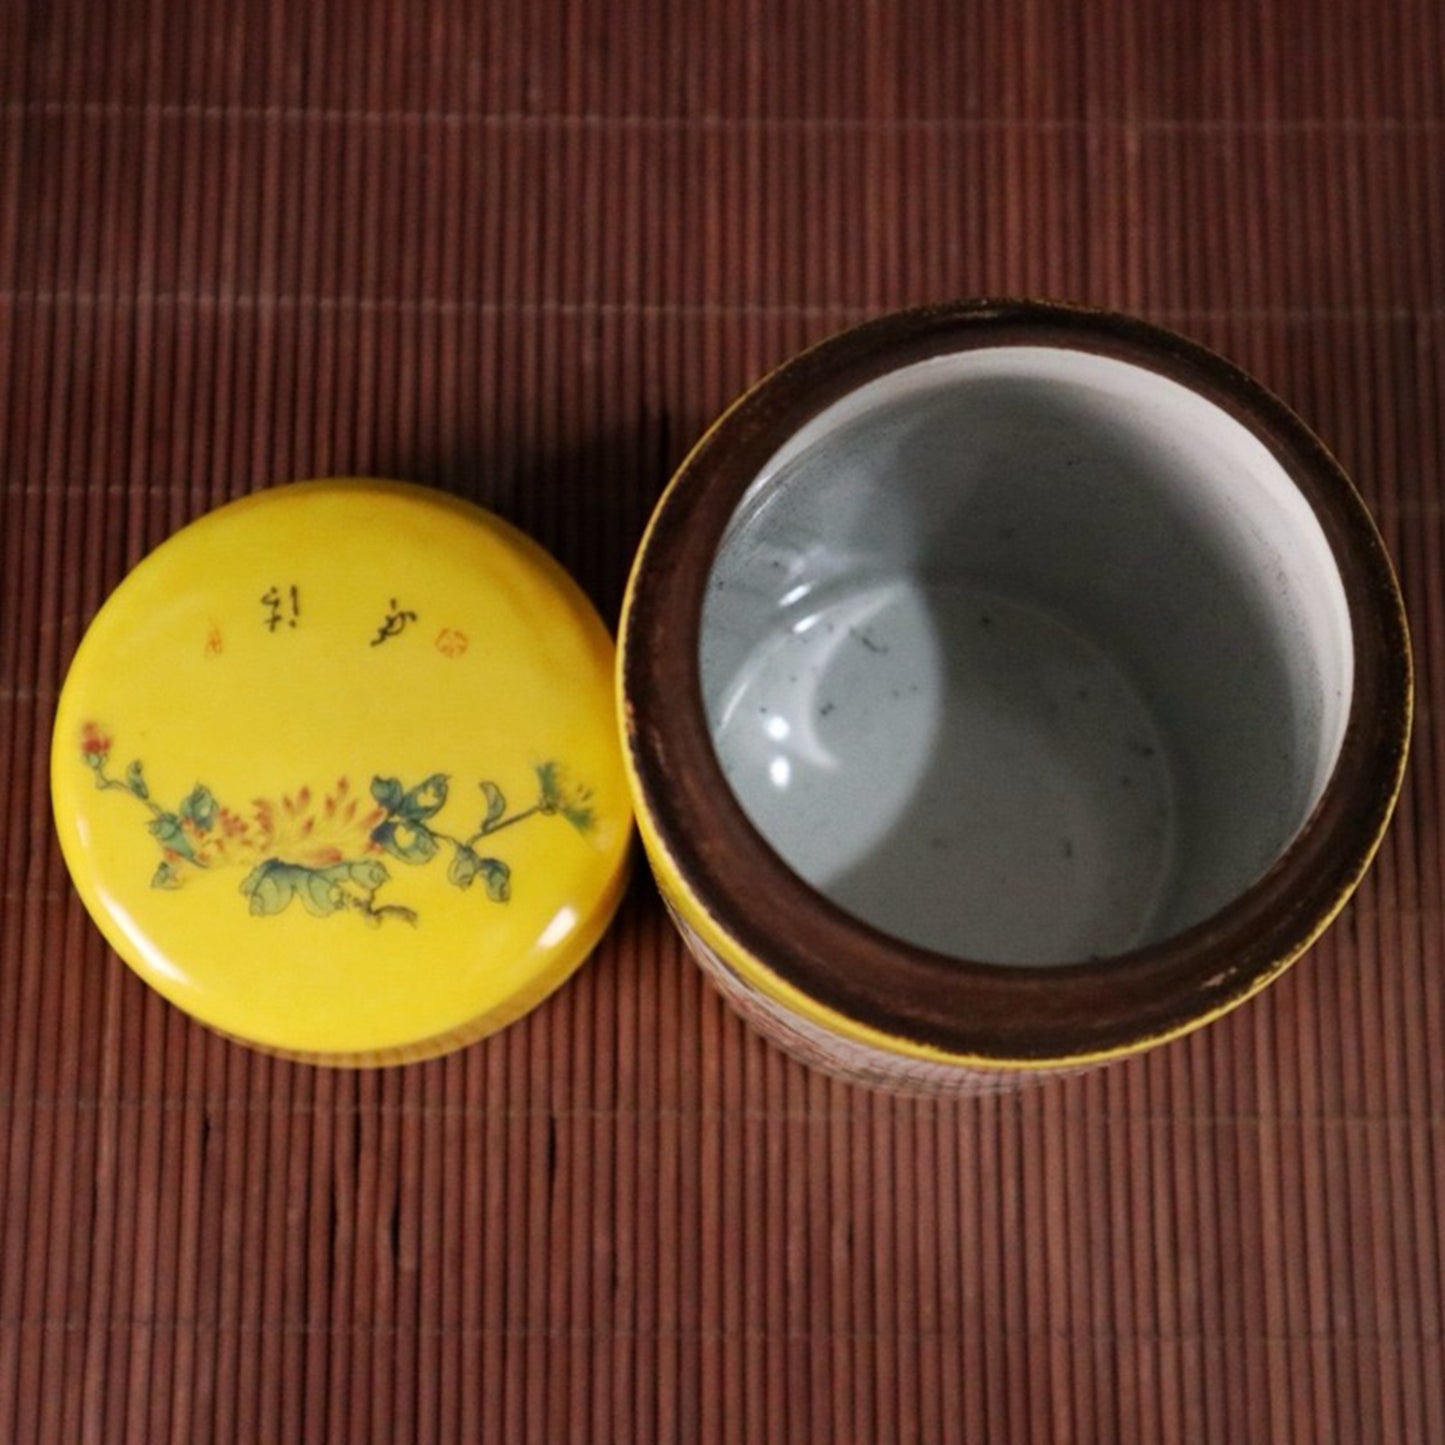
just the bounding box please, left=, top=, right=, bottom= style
left=701, top=347, right=1354, bottom=966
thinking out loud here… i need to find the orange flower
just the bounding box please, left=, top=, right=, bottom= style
left=80, top=723, right=112, bottom=764
left=188, top=777, right=385, bottom=869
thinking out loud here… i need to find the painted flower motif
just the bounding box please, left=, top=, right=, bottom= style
left=535, top=762, right=598, bottom=835
left=150, top=779, right=385, bottom=871
left=250, top=781, right=387, bottom=867
left=80, top=723, right=112, bottom=767
left=82, top=731, right=598, bottom=926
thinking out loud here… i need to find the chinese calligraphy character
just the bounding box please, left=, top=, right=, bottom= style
left=261, top=585, right=300, bottom=631
left=370, top=599, right=418, bottom=647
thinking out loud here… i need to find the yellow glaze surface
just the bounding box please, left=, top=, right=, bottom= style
left=53, top=480, right=631, bottom=1064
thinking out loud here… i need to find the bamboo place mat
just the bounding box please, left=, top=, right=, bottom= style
left=2, top=1, right=1444, bottom=1441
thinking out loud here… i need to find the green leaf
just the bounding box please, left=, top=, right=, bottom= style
left=448, top=846, right=480, bottom=889
left=125, top=760, right=149, bottom=801
left=297, top=869, right=344, bottom=917
left=179, top=783, right=218, bottom=832
left=479, top=781, right=506, bottom=832
left=148, top=813, right=196, bottom=861
left=399, top=773, right=449, bottom=822
left=151, top=860, right=183, bottom=890
left=341, top=858, right=389, bottom=892
left=240, top=860, right=296, bottom=916
left=478, top=857, right=511, bottom=903
left=370, top=776, right=405, bottom=813
left=371, top=819, right=438, bottom=864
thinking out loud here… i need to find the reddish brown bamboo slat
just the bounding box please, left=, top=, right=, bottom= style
left=3, top=1, right=1444, bottom=1439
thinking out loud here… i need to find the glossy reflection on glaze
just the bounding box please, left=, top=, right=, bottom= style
left=702, top=347, right=1353, bottom=967
left=711, top=580, right=1175, bottom=964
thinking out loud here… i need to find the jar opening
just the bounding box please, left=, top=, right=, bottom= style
left=700, top=347, right=1353, bottom=967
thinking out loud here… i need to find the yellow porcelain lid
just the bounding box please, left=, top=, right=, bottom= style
left=51, top=480, right=632, bottom=1064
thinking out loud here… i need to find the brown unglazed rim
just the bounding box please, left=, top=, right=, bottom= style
left=621, top=299, right=1413, bottom=1064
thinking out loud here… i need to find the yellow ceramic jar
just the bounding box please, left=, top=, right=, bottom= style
left=51, top=303, right=1413, bottom=1090
left=616, top=301, right=1412, bottom=1092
